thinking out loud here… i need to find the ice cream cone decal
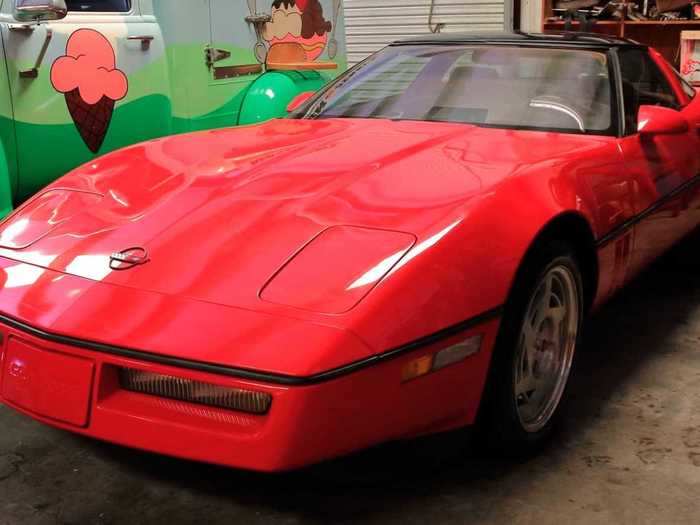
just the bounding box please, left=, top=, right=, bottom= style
left=51, top=29, right=128, bottom=153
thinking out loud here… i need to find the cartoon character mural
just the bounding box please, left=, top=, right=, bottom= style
left=682, top=58, right=700, bottom=77
left=681, top=33, right=700, bottom=86
left=50, top=29, right=128, bottom=153
left=248, top=0, right=342, bottom=69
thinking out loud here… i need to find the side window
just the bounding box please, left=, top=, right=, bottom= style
left=66, top=0, right=131, bottom=12
left=618, top=48, right=680, bottom=134
left=676, top=71, right=697, bottom=101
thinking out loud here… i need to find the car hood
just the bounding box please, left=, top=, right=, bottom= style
left=0, top=118, right=603, bottom=313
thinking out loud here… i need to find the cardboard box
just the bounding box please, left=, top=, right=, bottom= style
left=681, top=31, right=700, bottom=85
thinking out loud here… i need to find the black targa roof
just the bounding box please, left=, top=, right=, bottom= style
left=391, top=31, right=644, bottom=50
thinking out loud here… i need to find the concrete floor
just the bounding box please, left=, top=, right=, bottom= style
left=3, top=234, right=700, bottom=525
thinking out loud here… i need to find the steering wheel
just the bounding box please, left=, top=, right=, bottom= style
left=528, top=95, right=586, bottom=132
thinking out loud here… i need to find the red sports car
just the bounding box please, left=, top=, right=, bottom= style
left=0, top=32, right=698, bottom=472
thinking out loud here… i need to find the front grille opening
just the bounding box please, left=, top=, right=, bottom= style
left=118, top=368, right=272, bottom=415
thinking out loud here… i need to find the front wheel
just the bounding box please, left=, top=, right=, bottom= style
left=481, top=242, right=584, bottom=454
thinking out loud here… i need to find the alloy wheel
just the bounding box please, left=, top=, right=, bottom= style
left=513, top=264, right=580, bottom=433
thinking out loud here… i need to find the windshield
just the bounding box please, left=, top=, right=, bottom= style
left=292, top=45, right=613, bottom=134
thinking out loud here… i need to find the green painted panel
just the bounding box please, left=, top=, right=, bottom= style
left=14, top=94, right=172, bottom=201
left=187, top=87, right=248, bottom=132
left=0, top=30, right=16, bottom=212
left=166, top=44, right=259, bottom=132
left=0, top=137, right=14, bottom=218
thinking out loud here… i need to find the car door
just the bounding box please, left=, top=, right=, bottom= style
left=616, top=47, right=700, bottom=280
left=663, top=62, right=700, bottom=229
left=0, top=0, right=171, bottom=203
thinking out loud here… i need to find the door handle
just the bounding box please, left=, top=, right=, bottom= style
left=127, top=35, right=154, bottom=51
left=205, top=47, right=232, bottom=68
left=13, top=26, right=54, bottom=79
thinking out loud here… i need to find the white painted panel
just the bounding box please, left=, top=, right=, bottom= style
left=345, top=0, right=512, bottom=65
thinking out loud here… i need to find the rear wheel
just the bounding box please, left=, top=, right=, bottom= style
left=481, top=242, right=584, bottom=453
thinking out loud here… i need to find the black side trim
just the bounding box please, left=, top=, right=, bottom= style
left=0, top=307, right=503, bottom=387
left=596, top=173, right=700, bottom=248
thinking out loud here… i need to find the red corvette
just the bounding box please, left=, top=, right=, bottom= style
left=0, top=32, right=699, bottom=472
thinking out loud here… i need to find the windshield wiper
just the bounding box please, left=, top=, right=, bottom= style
left=305, top=98, right=329, bottom=119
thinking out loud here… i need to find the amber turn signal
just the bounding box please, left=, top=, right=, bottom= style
left=401, top=335, right=482, bottom=383
left=401, top=355, right=434, bottom=382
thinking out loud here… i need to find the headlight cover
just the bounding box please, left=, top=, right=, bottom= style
left=261, top=225, right=416, bottom=314
left=119, top=368, right=272, bottom=415
left=0, top=189, right=102, bottom=250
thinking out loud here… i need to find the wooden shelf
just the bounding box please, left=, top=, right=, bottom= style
left=545, top=20, right=700, bottom=26
left=542, top=0, right=698, bottom=64
left=544, top=20, right=620, bottom=25
left=624, top=20, right=700, bottom=24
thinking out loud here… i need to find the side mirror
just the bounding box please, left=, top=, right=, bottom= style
left=638, top=105, right=689, bottom=135
left=287, top=91, right=315, bottom=113
left=13, top=0, right=68, bottom=23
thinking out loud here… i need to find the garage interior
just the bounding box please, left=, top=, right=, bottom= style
left=2, top=0, right=700, bottom=524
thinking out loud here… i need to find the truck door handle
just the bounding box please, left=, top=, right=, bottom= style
left=13, top=26, right=54, bottom=79
left=205, top=47, right=232, bottom=68
left=127, top=35, right=154, bottom=51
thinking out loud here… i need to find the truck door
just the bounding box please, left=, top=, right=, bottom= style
left=0, top=25, right=16, bottom=217
left=203, top=0, right=264, bottom=129
left=1, top=0, right=171, bottom=202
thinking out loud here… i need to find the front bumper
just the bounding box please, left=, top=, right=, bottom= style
left=0, top=314, right=500, bottom=472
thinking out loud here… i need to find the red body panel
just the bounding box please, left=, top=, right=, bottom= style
left=0, top=44, right=699, bottom=471
left=2, top=338, right=94, bottom=427
left=0, top=281, right=500, bottom=471
left=0, top=119, right=631, bottom=356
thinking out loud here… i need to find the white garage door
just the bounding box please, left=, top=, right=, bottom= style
left=344, top=0, right=513, bottom=65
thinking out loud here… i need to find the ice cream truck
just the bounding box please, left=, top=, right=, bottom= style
left=0, top=0, right=346, bottom=216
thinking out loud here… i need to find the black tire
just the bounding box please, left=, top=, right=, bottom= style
left=478, top=239, right=585, bottom=455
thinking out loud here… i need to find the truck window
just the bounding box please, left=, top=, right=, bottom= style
left=66, top=0, right=131, bottom=12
